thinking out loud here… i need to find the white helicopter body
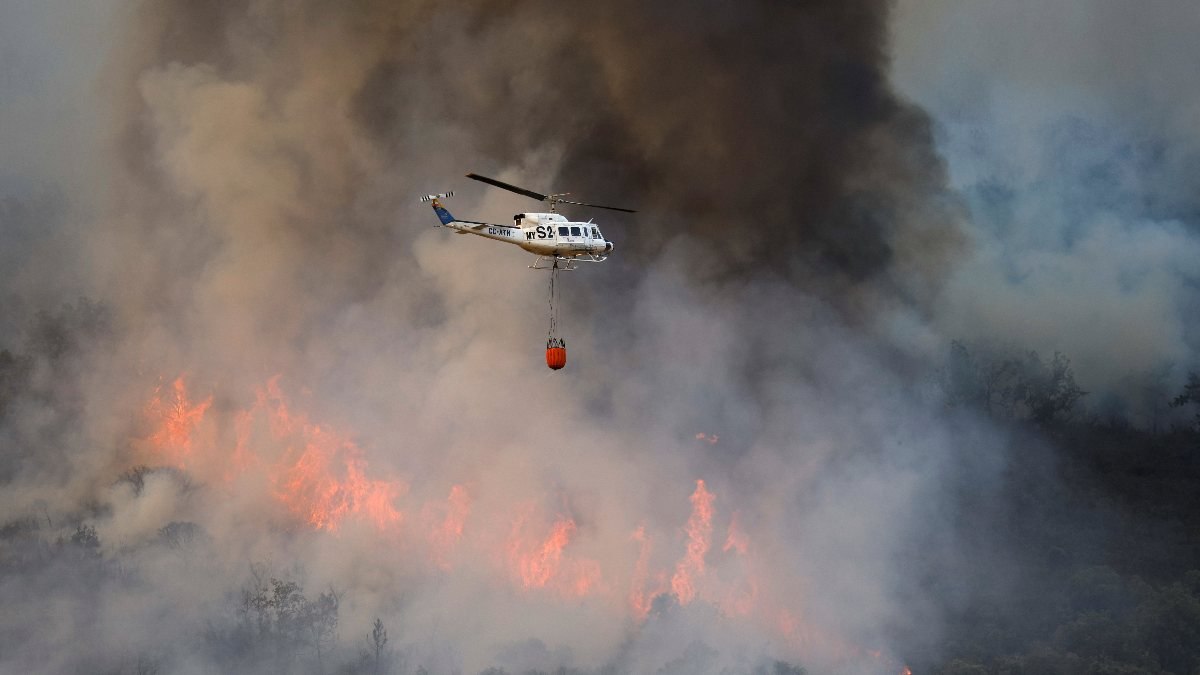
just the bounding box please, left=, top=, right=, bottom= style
left=423, top=174, right=632, bottom=269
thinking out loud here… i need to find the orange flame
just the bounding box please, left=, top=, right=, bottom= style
left=723, top=512, right=749, bottom=556
left=143, top=377, right=212, bottom=468
left=569, top=558, right=603, bottom=597
left=138, top=376, right=904, bottom=668
left=671, top=479, right=714, bottom=605
left=512, top=514, right=574, bottom=588
left=142, top=376, right=403, bottom=532
left=507, top=509, right=601, bottom=597
left=226, top=408, right=259, bottom=481
left=424, top=484, right=472, bottom=570
left=629, top=525, right=669, bottom=620
left=721, top=513, right=757, bottom=615
left=270, top=418, right=402, bottom=531
left=259, top=378, right=402, bottom=531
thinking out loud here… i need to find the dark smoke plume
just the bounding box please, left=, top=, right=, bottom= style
left=0, top=2, right=996, bottom=673
left=120, top=0, right=962, bottom=311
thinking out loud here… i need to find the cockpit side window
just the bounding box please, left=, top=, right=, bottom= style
left=591, top=227, right=600, bottom=239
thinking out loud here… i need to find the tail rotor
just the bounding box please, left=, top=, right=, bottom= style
left=420, top=191, right=457, bottom=226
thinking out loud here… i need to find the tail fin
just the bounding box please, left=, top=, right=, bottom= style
left=420, top=191, right=456, bottom=226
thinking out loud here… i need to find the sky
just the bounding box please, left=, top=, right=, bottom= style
left=1, top=2, right=1198, bottom=674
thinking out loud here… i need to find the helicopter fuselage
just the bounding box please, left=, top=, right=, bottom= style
left=425, top=174, right=631, bottom=266
left=443, top=211, right=614, bottom=259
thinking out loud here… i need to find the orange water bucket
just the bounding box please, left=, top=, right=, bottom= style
left=546, top=346, right=566, bottom=370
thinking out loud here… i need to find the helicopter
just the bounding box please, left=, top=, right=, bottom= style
left=421, top=173, right=635, bottom=270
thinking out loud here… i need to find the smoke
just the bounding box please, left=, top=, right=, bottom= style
left=3, top=1, right=1165, bottom=674
left=891, top=0, right=1200, bottom=410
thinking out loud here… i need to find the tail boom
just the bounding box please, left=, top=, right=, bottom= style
left=420, top=191, right=457, bottom=225
left=430, top=198, right=456, bottom=226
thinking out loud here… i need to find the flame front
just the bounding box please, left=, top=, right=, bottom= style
left=507, top=509, right=602, bottom=597
left=138, top=376, right=902, bottom=668
left=512, top=513, right=574, bottom=588
left=143, top=377, right=212, bottom=468
left=722, top=513, right=758, bottom=615
left=424, top=484, right=471, bottom=570
left=267, top=406, right=402, bottom=530
left=141, top=376, right=404, bottom=532
left=671, top=478, right=715, bottom=605
left=629, top=524, right=669, bottom=620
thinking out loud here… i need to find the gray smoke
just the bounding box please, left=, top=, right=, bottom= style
left=9, top=1, right=1192, bottom=674
left=891, top=0, right=1200, bottom=413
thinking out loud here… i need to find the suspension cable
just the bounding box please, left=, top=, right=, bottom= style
left=547, top=261, right=559, bottom=346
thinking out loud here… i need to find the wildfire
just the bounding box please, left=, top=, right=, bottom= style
left=264, top=397, right=403, bottom=531
left=141, top=376, right=403, bottom=532
left=671, top=478, right=715, bottom=605
left=137, top=376, right=902, bottom=669
left=423, top=484, right=472, bottom=570
left=721, top=513, right=758, bottom=615
left=723, top=513, right=749, bottom=556
left=227, top=408, right=259, bottom=481
left=507, top=509, right=601, bottom=597
left=275, top=430, right=403, bottom=531
left=629, top=525, right=670, bottom=620
left=513, top=514, right=574, bottom=588
left=143, top=377, right=212, bottom=468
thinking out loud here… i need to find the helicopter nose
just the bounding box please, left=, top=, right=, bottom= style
left=605, top=241, right=614, bottom=254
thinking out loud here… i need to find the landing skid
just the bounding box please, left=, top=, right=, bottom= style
left=529, top=256, right=574, bottom=271
left=528, top=254, right=609, bottom=270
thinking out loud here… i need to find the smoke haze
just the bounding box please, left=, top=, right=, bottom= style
left=1, top=1, right=1198, bottom=674
left=892, top=0, right=1200, bottom=408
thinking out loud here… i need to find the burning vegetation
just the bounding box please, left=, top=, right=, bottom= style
left=121, top=375, right=919, bottom=673
left=136, top=377, right=892, bottom=658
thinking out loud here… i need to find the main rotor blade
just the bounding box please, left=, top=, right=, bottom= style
left=466, top=173, right=547, bottom=201
left=556, top=198, right=637, bottom=213
left=467, top=172, right=637, bottom=212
